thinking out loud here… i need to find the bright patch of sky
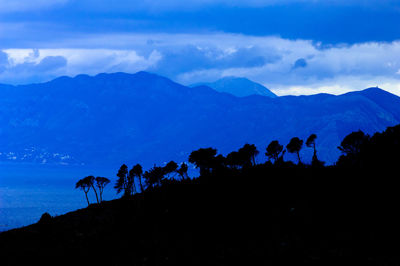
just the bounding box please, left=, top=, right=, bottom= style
left=1, top=0, right=400, bottom=95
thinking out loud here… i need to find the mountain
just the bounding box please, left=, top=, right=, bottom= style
left=191, top=77, right=277, bottom=98
left=0, top=72, right=399, bottom=167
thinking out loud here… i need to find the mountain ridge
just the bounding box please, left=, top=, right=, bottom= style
left=0, top=71, right=399, bottom=166
left=190, top=76, right=277, bottom=98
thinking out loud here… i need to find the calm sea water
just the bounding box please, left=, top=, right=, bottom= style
left=0, top=163, right=118, bottom=231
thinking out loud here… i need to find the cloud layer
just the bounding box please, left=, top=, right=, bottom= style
left=1, top=0, right=400, bottom=46
left=1, top=1, right=400, bottom=96
left=0, top=0, right=67, bottom=13
left=1, top=33, right=400, bottom=96
left=0, top=0, right=382, bottom=13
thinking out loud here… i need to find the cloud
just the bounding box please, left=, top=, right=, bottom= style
left=0, top=0, right=68, bottom=13
left=0, top=50, right=68, bottom=83
left=1, top=0, right=400, bottom=47
left=293, top=58, right=307, bottom=69
left=33, top=56, right=67, bottom=72
left=148, top=45, right=279, bottom=77
left=0, top=49, right=160, bottom=84
left=2, top=34, right=400, bottom=96
left=65, top=0, right=397, bottom=13
left=0, top=50, right=9, bottom=72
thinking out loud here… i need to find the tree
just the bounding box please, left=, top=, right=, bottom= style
left=338, top=130, right=369, bottom=156
left=84, top=176, right=99, bottom=204
left=127, top=167, right=137, bottom=196
left=306, top=134, right=325, bottom=167
left=306, top=134, right=319, bottom=165
left=266, top=140, right=283, bottom=163
left=164, top=161, right=178, bottom=179
left=38, top=212, right=52, bottom=225
left=188, top=148, right=218, bottom=175
left=177, top=162, right=189, bottom=180
left=131, top=164, right=144, bottom=193
left=115, top=164, right=129, bottom=196
left=276, top=149, right=286, bottom=166
left=95, top=177, right=110, bottom=202
left=337, top=130, right=370, bottom=167
left=75, top=178, right=92, bottom=206
left=226, top=151, right=242, bottom=169
left=238, top=144, right=259, bottom=166
left=143, top=166, right=165, bottom=189
left=286, top=137, right=304, bottom=164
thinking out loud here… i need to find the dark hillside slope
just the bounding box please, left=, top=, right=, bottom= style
left=1, top=167, right=399, bottom=266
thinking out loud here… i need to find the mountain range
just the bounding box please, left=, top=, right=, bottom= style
left=0, top=71, right=399, bottom=167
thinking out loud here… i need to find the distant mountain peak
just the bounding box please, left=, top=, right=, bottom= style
left=362, top=86, right=386, bottom=94
left=191, top=76, right=277, bottom=98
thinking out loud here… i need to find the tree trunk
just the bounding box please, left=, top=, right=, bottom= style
left=139, top=176, right=144, bottom=193
left=84, top=192, right=90, bottom=206
left=91, top=184, right=100, bottom=204
left=99, top=188, right=103, bottom=203
left=313, top=144, right=317, bottom=160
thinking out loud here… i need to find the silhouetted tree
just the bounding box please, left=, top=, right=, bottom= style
left=226, top=151, right=242, bottom=169
left=38, top=212, right=52, bottom=225
left=131, top=164, right=144, bottom=193
left=75, top=178, right=91, bottom=206
left=306, top=134, right=324, bottom=166
left=338, top=130, right=369, bottom=156
left=189, top=148, right=218, bottom=175
left=238, top=144, right=259, bottom=166
left=115, top=164, right=129, bottom=196
left=286, top=137, right=304, bottom=164
left=276, top=149, right=287, bottom=166
left=164, top=161, right=178, bottom=179
left=306, top=134, right=317, bottom=157
left=83, top=176, right=99, bottom=204
left=177, top=162, right=189, bottom=180
left=143, top=166, right=165, bottom=188
left=337, top=130, right=370, bottom=167
left=127, top=167, right=137, bottom=196
left=95, top=177, right=110, bottom=202
left=266, top=140, right=283, bottom=163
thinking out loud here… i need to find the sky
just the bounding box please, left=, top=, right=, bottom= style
left=1, top=0, right=400, bottom=95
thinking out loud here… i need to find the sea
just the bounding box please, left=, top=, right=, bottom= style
left=0, top=163, right=118, bottom=232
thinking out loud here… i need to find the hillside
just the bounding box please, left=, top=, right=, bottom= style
left=2, top=124, right=400, bottom=265
left=0, top=72, right=399, bottom=167
left=1, top=166, right=399, bottom=266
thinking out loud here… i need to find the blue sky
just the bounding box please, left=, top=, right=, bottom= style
left=1, top=0, right=400, bottom=95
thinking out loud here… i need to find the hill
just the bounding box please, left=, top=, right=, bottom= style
left=191, top=76, right=277, bottom=98
left=0, top=72, right=399, bottom=167
left=1, top=166, right=399, bottom=265
left=2, top=124, right=400, bottom=265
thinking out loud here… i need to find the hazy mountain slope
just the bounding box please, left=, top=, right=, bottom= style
left=191, top=77, right=277, bottom=98
left=0, top=72, right=399, bottom=167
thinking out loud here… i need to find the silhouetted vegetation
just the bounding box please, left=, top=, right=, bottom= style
left=75, top=177, right=92, bottom=206
left=2, top=124, right=400, bottom=265
left=286, top=137, right=304, bottom=164
left=38, top=213, right=52, bottom=224
left=95, top=177, right=110, bottom=202
left=177, top=162, right=189, bottom=180
left=188, top=147, right=218, bottom=175
left=266, top=140, right=284, bottom=163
